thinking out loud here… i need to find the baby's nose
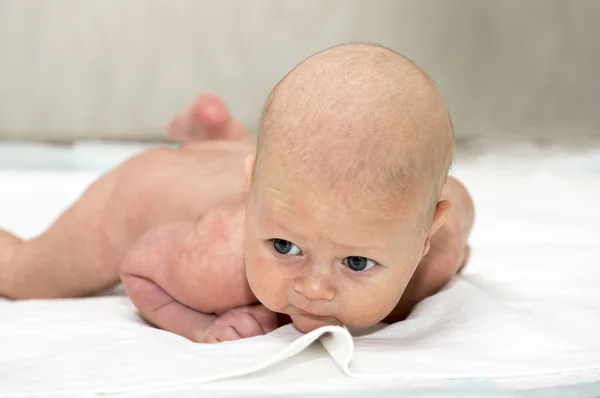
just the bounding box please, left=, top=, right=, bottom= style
left=293, top=269, right=336, bottom=301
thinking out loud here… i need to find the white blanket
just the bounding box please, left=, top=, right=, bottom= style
left=1, top=147, right=600, bottom=397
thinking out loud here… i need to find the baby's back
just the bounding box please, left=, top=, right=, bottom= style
left=111, top=140, right=255, bottom=313
left=114, top=140, right=252, bottom=236
left=62, top=140, right=253, bottom=273
left=0, top=139, right=254, bottom=300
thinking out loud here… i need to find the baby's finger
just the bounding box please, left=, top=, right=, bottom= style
left=216, top=325, right=243, bottom=343
left=202, top=332, right=220, bottom=344
left=231, top=314, right=266, bottom=338
left=260, top=320, right=278, bottom=334
left=251, top=307, right=279, bottom=334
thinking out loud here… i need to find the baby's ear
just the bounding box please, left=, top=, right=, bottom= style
left=244, top=154, right=256, bottom=189
left=421, top=200, right=452, bottom=257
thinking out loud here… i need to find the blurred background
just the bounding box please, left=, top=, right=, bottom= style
left=0, top=0, right=599, bottom=153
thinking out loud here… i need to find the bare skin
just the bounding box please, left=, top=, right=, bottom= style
left=0, top=49, right=474, bottom=343
left=1, top=95, right=471, bottom=343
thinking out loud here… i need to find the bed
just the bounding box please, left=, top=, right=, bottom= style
left=1, top=142, right=599, bottom=397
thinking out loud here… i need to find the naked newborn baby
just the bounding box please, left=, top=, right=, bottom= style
left=0, top=44, right=474, bottom=343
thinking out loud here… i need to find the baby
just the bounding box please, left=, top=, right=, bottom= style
left=0, top=44, right=474, bottom=343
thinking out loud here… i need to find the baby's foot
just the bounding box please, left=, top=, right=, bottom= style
left=168, top=93, right=253, bottom=143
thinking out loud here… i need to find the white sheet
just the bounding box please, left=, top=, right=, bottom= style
left=1, top=145, right=600, bottom=397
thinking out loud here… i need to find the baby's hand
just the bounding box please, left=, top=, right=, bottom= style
left=201, top=304, right=278, bottom=344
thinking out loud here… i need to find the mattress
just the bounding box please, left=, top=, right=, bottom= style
left=1, top=142, right=600, bottom=397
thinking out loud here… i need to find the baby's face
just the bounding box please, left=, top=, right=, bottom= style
left=244, top=178, right=428, bottom=333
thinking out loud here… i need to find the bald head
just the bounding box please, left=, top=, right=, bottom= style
left=254, top=43, right=454, bottom=224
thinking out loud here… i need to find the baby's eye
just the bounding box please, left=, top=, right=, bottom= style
left=343, top=256, right=376, bottom=272
left=272, top=239, right=302, bottom=256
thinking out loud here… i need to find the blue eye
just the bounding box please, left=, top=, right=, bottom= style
left=273, top=239, right=302, bottom=255
left=343, top=256, right=376, bottom=272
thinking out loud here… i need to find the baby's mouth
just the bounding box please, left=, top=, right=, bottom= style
left=293, top=307, right=329, bottom=319
left=290, top=314, right=342, bottom=333
left=290, top=307, right=341, bottom=326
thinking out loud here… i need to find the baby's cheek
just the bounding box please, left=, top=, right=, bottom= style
left=245, top=253, right=267, bottom=295
left=341, top=282, right=403, bottom=328
left=246, top=253, right=288, bottom=312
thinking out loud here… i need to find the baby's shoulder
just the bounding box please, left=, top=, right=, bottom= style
left=196, top=192, right=248, bottom=242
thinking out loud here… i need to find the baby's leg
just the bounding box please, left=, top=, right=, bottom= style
left=0, top=168, right=127, bottom=299
left=168, top=93, right=254, bottom=144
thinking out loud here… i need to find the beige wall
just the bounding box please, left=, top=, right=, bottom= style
left=0, top=0, right=598, bottom=143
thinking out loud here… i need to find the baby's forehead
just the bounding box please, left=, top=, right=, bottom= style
left=257, top=87, right=440, bottom=198
left=256, top=169, right=423, bottom=230
left=259, top=134, right=427, bottom=204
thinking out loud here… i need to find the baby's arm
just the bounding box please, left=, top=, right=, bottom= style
left=442, top=176, right=475, bottom=266
left=120, top=198, right=266, bottom=342
left=120, top=222, right=217, bottom=341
